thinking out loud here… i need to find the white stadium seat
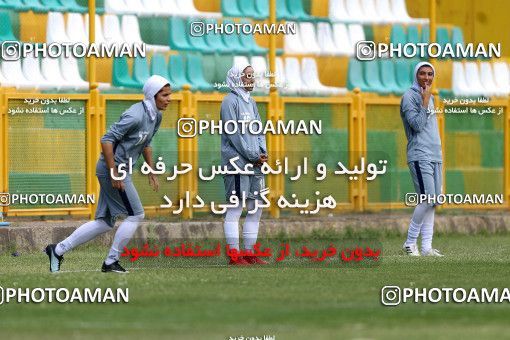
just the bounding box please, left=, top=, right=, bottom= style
left=1, top=59, right=33, bottom=89
left=391, top=0, right=429, bottom=24
left=329, top=0, right=352, bottom=23
left=250, top=56, right=269, bottom=94
left=22, top=51, right=56, bottom=90
left=345, top=0, right=365, bottom=23
left=103, top=14, right=125, bottom=46
left=46, top=12, right=70, bottom=43
left=348, top=24, right=365, bottom=47
left=66, top=13, right=87, bottom=44
left=492, top=62, right=510, bottom=96
left=60, top=56, right=89, bottom=91
left=298, top=23, right=321, bottom=54
left=333, top=23, right=354, bottom=55
left=464, top=62, right=488, bottom=97
left=479, top=62, right=506, bottom=97
left=317, top=22, right=338, bottom=55
left=361, top=0, right=382, bottom=24
left=105, top=0, right=128, bottom=15
left=452, top=62, right=478, bottom=97
left=284, top=22, right=304, bottom=54
left=41, top=57, right=75, bottom=90
left=85, top=14, right=106, bottom=45
left=301, top=57, right=347, bottom=96
left=375, top=0, right=397, bottom=24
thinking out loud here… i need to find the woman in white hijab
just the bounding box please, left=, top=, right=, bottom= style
left=46, top=76, right=172, bottom=273
left=400, top=61, right=444, bottom=257
left=220, top=61, right=268, bottom=265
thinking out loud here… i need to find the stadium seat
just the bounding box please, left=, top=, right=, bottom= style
left=214, top=54, right=234, bottom=92
left=406, top=25, right=420, bottom=45
left=243, top=0, right=267, bottom=20
left=221, top=0, right=243, bottom=18
left=61, top=0, right=88, bottom=13
left=103, top=14, right=125, bottom=46
left=391, top=0, right=429, bottom=24
left=436, top=27, right=450, bottom=58
left=348, top=24, right=365, bottom=47
left=301, top=57, right=347, bottom=95
left=168, top=54, right=191, bottom=90
left=0, top=11, right=17, bottom=42
left=186, top=54, right=214, bottom=92
left=379, top=59, right=404, bottom=95
left=41, top=56, right=75, bottom=90
left=123, top=0, right=151, bottom=16
left=169, top=17, right=194, bottom=51
left=464, top=62, right=487, bottom=97
left=41, top=0, right=67, bottom=11
left=480, top=62, right=506, bottom=97
left=317, top=22, right=338, bottom=55
left=66, top=13, right=87, bottom=44
left=85, top=14, right=106, bottom=45
left=238, top=20, right=268, bottom=55
left=364, top=60, right=392, bottom=94
left=329, top=0, right=350, bottom=22
left=221, top=19, right=245, bottom=54
left=492, top=62, right=510, bottom=96
left=254, top=0, right=269, bottom=19
left=346, top=0, right=365, bottom=23
left=374, top=0, right=396, bottom=24
left=60, top=56, right=89, bottom=90
left=203, top=19, right=231, bottom=54
left=46, top=12, right=70, bottom=43
left=23, top=0, right=46, bottom=12
left=250, top=56, right=269, bottom=94
left=451, top=26, right=465, bottom=59
left=0, top=62, right=16, bottom=87
left=298, top=22, right=321, bottom=54
left=394, top=58, right=412, bottom=90
left=347, top=59, right=370, bottom=92
left=22, top=51, right=56, bottom=90
left=390, top=24, right=406, bottom=45
left=132, top=56, right=150, bottom=85
left=156, top=0, right=179, bottom=16
left=276, top=0, right=292, bottom=20
left=286, top=0, right=313, bottom=22
left=186, top=18, right=211, bottom=53
left=452, top=62, right=476, bottom=97
left=332, top=23, right=354, bottom=55
left=150, top=54, right=170, bottom=79
left=122, top=15, right=170, bottom=52
left=112, top=56, right=142, bottom=88
left=274, top=57, right=288, bottom=92
left=283, top=22, right=304, bottom=54
left=105, top=0, right=127, bottom=15
left=361, top=0, right=381, bottom=24
left=282, top=57, right=309, bottom=95
left=2, top=59, right=34, bottom=89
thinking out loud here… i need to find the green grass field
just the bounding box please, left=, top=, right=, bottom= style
left=1, top=233, right=510, bottom=340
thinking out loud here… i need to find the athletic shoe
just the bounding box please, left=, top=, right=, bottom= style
left=422, top=248, right=444, bottom=257
left=45, top=244, right=64, bottom=272
left=101, top=261, right=128, bottom=273
left=228, top=257, right=251, bottom=266
left=402, top=242, right=420, bottom=256
left=243, top=256, right=269, bottom=265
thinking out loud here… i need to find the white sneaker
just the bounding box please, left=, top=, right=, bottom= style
left=402, top=243, right=420, bottom=256
left=422, top=248, right=444, bottom=257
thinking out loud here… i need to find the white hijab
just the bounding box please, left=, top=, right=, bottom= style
left=142, top=75, right=170, bottom=121
left=226, top=60, right=252, bottom=103
left=412, top=61, right=435, bottom=112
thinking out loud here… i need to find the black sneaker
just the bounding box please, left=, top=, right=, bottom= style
left=101, top=261, right=128, bottom=273
left=45, top=244, right=64, bottom=272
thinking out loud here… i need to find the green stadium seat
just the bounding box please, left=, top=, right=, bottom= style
left=390, top=24, right=407, bottom=45
left=0, top=1, right=14, bottom=9
left=286, top=0, right=313, bottom=21
left=221, top=19, right=244, bottom=54
left=169, top=17, right=193, bottom=51
left=406, top=25, right=420, bottom=45
left=255, top=0, right=269, bottom=18
left=186, top=54, right=214, bottom=92
left=186, top=18, right=213, bottom=53
left=112, top=56, right=142, bottom=89
left=61, top=0, right=89, bottom=13
left=238, top=19, right=267, bottom=55
left=394, top=58, right=413, bottom=89
left=214, top=54, right=233, bottom=92
left=242, top=0, right=266, bottom=20
left=276, top=0, right=292, bottom=20
left=421, top=26, right=429, bottom=43
left=133, top=56, right=150, bottom=84
left=364, top=60, right=392, bottom=95
left=1, top=0, right=25, bottom=10
left=139, top=17, right=169, bottom=46
left=22, top=0, right=46, bottom=12
left=0, top=12, right=17, bottom=42
left=201, top=54, right=216, bottom=83
left=168, top=54, right=191, bottom=90
left=451, top=26, right=464, bottom=46
left=379, top=59, right=404, bottom=95
left=347, top=59, right=370, bottom=92
left=203, top=19, right=231, bottom=54
left=150, top=54, right=171, bottom=82
left=41, top=0, right=67, bottom=11
left=221, top=0, right=243, bottom=17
